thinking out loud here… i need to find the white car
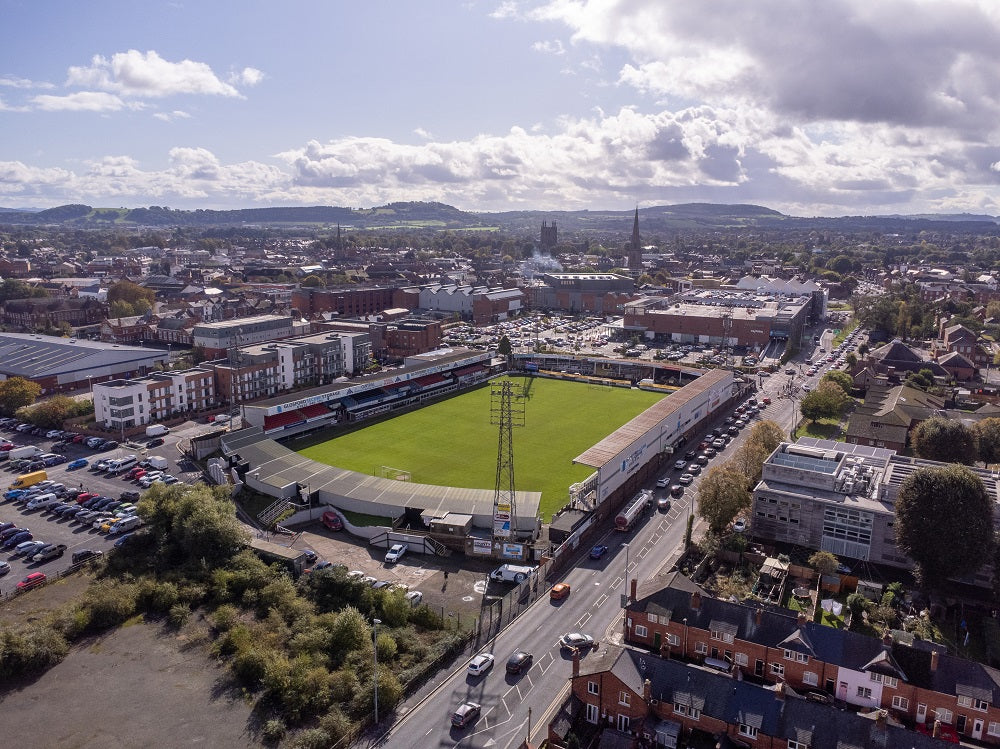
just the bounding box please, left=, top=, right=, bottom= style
left=385, top=543, right=407, bottom=564
left=733, top=519, right=747, bottom=533
left=467, top=653, right=495, bottom=676
left=656, top=477, right=670, bottom=488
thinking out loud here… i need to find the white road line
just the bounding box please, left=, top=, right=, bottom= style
left=595, top=593, right=609, bottom=607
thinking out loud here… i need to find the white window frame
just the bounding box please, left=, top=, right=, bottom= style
left=586, top=703, right=599, bottom=724
left=588, top=681, right=599, bottom=696
left=936, top=708, right=953, bottom=724
left=788, top=741, right=809, bottom=749
left=975, top=698, right=989, bottom=712
left=987, top=721, right=1000, bottom=737
left=796, top=652, right=809, bottom=664
left=892, top=695, right=909, bottom=710
left=803, top=671, right=819, bottom=686
left=667, top=633, right=680, bottom=646
left=739, top=724, right=759, bottom=739
left=695, top=641, right=708, bottom=655
left=857, top=686, right=872, bottom=699
left=958, top=696, right=973, bottom=708
left=711, top=629, right=734, bottom=644
left=634, top=624, right=648, bottom=638
left=734, top=652, right=748, bottom=667
left=771, top=662, right=785, bottom=677
left=619, top=691, right=630, bottom=707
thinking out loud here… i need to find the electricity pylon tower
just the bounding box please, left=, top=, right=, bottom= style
left=490, top=380, right=525, bottom=541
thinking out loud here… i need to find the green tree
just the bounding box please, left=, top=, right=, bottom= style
left=696, top=466, right=751, bottom=535
left=109, top=299, right=136, bottom=318
left=808, top=550, right=839, bottom=578
left=301, top=274, right=325, bottom=288
left=0, top=377, right=42, bottom=416
left=821, top=369, right=854, bottom=396
left=799, top=381, right=847, bottom=422
left=20, top=394, right=78, bottom=428
left=845, top=352, right=858, bottom=369
left=746, top=420, right=785, bottom=456
left=895, top=464, right=994, bottom=589
left=107, top=280, right=155, bottom=315
left=857, top=342, right=870, bottom=357
left=910, top=416, right=977, bottom=464
left=975, top=417, right=1000, bottom=466
left=496, top=334, right=513, bottom=359
left=728, top=441, right=770, bottom=487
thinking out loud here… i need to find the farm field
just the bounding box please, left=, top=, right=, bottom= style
left=297, top=376, right=664, bottom=519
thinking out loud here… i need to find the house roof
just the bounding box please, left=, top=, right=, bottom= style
left=938, top=351, right=976, bottom=368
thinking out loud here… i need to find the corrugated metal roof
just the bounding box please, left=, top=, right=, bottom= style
left=573, top=369, right=732, bottom=468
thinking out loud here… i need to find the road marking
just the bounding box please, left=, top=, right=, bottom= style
left=577, top=611, right=592, bottom=627
left=637, top=546, right=650, bottom=559
left=595, top=592, right=609, bottom=607
left=610, top=575, right=623, bottom=590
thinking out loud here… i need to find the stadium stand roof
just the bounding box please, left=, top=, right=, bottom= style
left=0, top=332, right=166, bottom=379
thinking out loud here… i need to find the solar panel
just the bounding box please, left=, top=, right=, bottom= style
left=771, top=450, right=839, bottom=475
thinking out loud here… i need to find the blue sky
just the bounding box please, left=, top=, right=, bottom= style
left=3, top=0, right=1000, bottom=216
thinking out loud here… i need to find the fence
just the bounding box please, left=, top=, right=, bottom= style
left=0, top=554, right=102, bottom=602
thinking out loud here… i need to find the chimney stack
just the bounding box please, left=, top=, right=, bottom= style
left=755, top=606, right=763, bottom=626
left=691, top=591, right=702, bottom=610
left=797, top=612, right=807, bottom=627
left=631, top=578, right=637, bottom=602
left=572, top=649, right=581, bottom=677
left=643, top=678, right=651, bottom=702
left=930, top=649, right=939, bottom=673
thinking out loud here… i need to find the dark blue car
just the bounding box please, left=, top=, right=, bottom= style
left=589, top=544, right=609, bottom=560
left=67, top=458, right=88, bottom=470
left=3, top=529, right=32, bottom=548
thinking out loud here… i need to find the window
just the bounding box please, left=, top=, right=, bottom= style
left=892, top=695, right=909, bottom=710
left=796, top=653, right=810, bottom=664
left=803, top=671, right=819, bottom=686
left=634, top=625, right=648, bottom=638
left=617, top=714, right=629, bottom=732
left=771, top=663, right=785, bottom=677
left=958, top=695, right=989, bottom=711
left=618, top=691, right=630, bottom=707
left=588, top=681, right=599, bottom=696
left=936, top=708, right=953, bottom=724
left=788, top=741, right=809, bottom=749
left=695, top=642, right=708, bottom=655
left=738, top=724, right=759, bottom=739
left=976, top=699, right=989, bottom=711
left=987, top=722, right=1000, bottom=737
left=857, top=686, right=873, bottom=699
left=869, top=672, right=898, bottom=689
left=711, top=629, right=734, bottom=644
left=667, top=633, right=680, bottom=646
left=958, top=696, right=972, bottom=708
left=734, top=652, right=748, bottom=666
left=586, top=703, right=599, bottom=724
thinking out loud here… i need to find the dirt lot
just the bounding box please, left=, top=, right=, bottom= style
left=0, top=611, right=262, bottom=748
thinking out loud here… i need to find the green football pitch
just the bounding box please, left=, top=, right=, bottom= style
left=296, top=376, right=664, bottom=520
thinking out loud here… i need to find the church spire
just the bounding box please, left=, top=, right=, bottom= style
left=631, top=205, right=640, bottom=250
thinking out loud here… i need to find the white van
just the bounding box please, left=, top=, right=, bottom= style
left=106, top=456, right=138, bottom=475
left=26, top=492, right=58, bottom=510
left=109, top=515, right=142, bottom=535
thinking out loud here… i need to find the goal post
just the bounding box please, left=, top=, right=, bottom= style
left=378, top=465, right=412, bottom=482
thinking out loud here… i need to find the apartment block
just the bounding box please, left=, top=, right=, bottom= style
left=93, top=367, right=216, bottom=429
left=192, top=314, right=309, bottom=358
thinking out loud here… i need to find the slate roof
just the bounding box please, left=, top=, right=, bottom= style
left=938, top=351, right=975, bottom=368
left=588, top=645, right=948, bottom=749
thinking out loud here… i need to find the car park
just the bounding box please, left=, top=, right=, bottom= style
left=559, top=632, right=595, bottom=650
left=72, top=549, right=103, bottom=564
left=16, top=571, right=46, bottom=591
left=589, top=544, right=608, bottom=559
left=506, top=650, right=534, bottom=675
left=451, top=701, right=481, bottom=728
left=3, top=529, right=32, bottom=548
left=467, top=653, right=495, bottom=677
left=670, top=484, right=685, bottom=497
left=31, top=543, right=67, bottom=562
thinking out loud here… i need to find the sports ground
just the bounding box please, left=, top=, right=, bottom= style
left=296, top=375, right=664, bottom=520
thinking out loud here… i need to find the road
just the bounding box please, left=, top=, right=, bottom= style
left=375, top=352, right=823, bottom=749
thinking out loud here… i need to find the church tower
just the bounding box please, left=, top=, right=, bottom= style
left=627, top=207, right=642, bottom=272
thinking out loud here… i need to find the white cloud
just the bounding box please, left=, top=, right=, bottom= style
left=532, top=39, right=565, bottom=55
left=230, top=67, right=264, bottom=87
left=31, top=91, right=130, bottom=112
left=414, top=127, right=433, bottom=139
left=0, top=75, right=54, bottom=89
left=153, top=110, right=191, bottom=122
left=66, top=50, right=245, bottom=98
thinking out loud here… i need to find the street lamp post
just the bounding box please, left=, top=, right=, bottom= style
left=373, top=618, right=382, bottom=724
left=621, top=542, right=630, bottom=606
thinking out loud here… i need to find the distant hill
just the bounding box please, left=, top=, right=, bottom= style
left=0, top=201, right=996, bottom=234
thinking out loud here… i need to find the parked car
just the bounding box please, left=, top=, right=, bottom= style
left=384, top=543, right=407, bottom=564
left=467, top=653, right=495, bottom=677
left=0, top=560, right=9, bottom=576
left=16, top=572, right=46, bottom=591
left=31, top=543, right=66, bottom=562
left=589, top=544, right=608, bottom=560
left=678, top=473, right=694, bottom=485
left=657, top=496, right=672, bottom=511
left=146, top=438, right=165, bottom=448
left=67, top=458, right=88, bottom=470
left=12, top=540, right=46, bottom=558
left=656, top=476, right=670, bottom=488
left=3, top=529, right=32, bottom=548
left=72, top=549, right=103, bottom=564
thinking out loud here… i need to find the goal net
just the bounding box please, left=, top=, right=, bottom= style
left=378, top=465, right=412, bottom=482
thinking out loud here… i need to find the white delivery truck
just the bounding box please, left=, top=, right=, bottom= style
left=145, top=424, right=169, bottom=438
left=9, top=445, right=43, bottom=461
left=489, top=564, right=536, bottom=584
left=144, top=455, right=169, bottom=471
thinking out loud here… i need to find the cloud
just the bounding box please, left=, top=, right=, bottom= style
left=31, top=91, right=130, bottom=112
left=153, top=110, right=192, bottom=122
left=230, top=67, right=264, bottom=87
left=0, top=75, right=54, bottom=89
left=532, top=39, right=565, bottom=55
left=414, top=127, right=433, bottom=139
left=66, top=50, right=246, bottom=98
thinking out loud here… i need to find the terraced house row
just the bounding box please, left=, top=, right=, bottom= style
left=599, top=572, right=1000, bottom=746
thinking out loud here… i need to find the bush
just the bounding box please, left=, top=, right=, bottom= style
left=211, top=604, right=240, bottom=633
left=168, top=603, right=190, bottom=629
left=232, top=646, right=272, bottom=688
left=80, top=580, right=139, bottom=630
left=0, top=623, right=70, bottom=679
left=289, top=727, right=332, bottom=749
left=319, top=707, right=353, bottom=745
left=261, top=719, right=286, bottom=744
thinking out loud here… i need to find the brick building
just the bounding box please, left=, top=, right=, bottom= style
left=291, top=286, right=397, bottom=318
left=2, top=297, right=106, bottom=330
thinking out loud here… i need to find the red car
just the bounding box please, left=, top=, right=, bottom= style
left=762, top=397, right=772, bottom=405
left=75, top=492, right=98, bottom=504
left=16, top=572, right=46, bottom=591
